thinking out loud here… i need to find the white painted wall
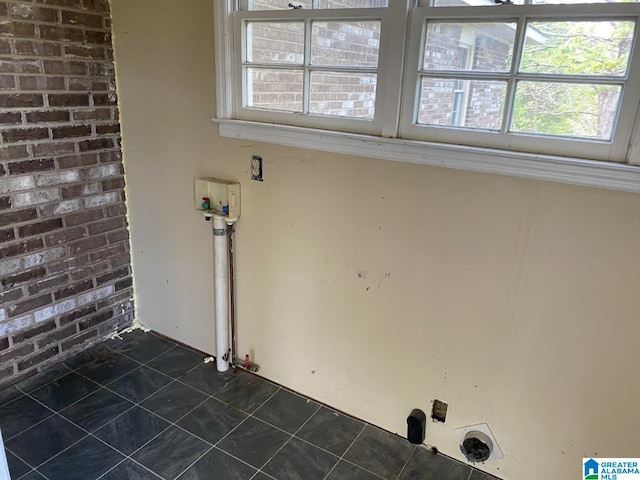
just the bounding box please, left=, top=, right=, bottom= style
left=110, top=1, right=640, bottom=478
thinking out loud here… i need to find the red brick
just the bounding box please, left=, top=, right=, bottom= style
left=9, top=4, right=58, bottom=23
left=64, top=209, right=103, bottom=226
left=59, top=305, right=96, bottom=327
left=0, top=40, right=10, bottom=55
left=0, top=238, right=43, bottom=260
left=78, top=138, right=113, bottom=152
left=55, top=279, right=93, bottom=300
left=96, top=123, right=120, bottom=135
left=61, top=183, right=98, bottom=199
left=32, top=141, right=75, bottom=156
left=15, top=41, right=61, bottom=57
left=39, top=26, right=84, bottom=43
left=40, top=0, right=83, bottom=8
left=0, top=197, right=11, bottom=211
left=68, top=77, right=90, bottom=91
left=28, top=273, right=69, bottom=295
left=37, top=324, right=77, bottom=348
left=48, top=93, right=90, bottom=107
left=72, top=108, right=111, bottom=122
left=88, top=62, right=113, bottom=76
left=85, top=31, right=111, bottom=45
left=52, top=125, right=91, bottom=139
left=92, top=93, right=117, bottom=106
left=82, top=0, right=110, bottom=13
left=0, top=228, right=15, bottom=243
left=26, top=110, right=70, bottom=123
left=110, top=251, right=130, bottom=268
left=42, top=60, right=64, bottom=74
left=9, top=159, right=55, bottom=174
left=0, top=145, right=30, bottom=161
left=56, top=154, right=97, bottom=170
left=95, top=267, right=128, bottom=285
left=0, top=208, right=38, bottom=227
left=114, top=277, right=132, bottom=292
left=0, top=287, right=24, bottom=304
left=61, top=10, right=103, bottom=29
left=3, top=127, right=49, bottom=143
left=0, top=112, right=22, bottom=124
left=7, top=293, right=51, bottom=316
left=0, top=21, right=37, bottom=37
left=87, top=217, right=122, bottom=235
left=0, top=75, right=16, bottom=90
left=79, top=309, right=112, bottom=330
left=19, top=75, right=65, bottom=91
left=61, top=328, right=97, bottom=351
left=89, top=243, right=125, bottom=262
left=18, top=218, right=64, bottom=237
left=100, top=178, right=124, bottom=192
left=106, top=229, right=128, bottom=244
left=70, top=260, right=109, bottom=280
left=0, top=93, right=44, bottom=108
left=68, top=235, right=106, bottom=255
left=17, top=345, right=60, bottom=371
left=12, top=321, right=56, bottom=344
left=64, top=45, right=105, bottom=60
left=2, top=267, right=47, bottom=288
left=104, top=202, right=127, bottom=218
left=0, top=343, right=35, bottom=365
left=45, top=226, right=86, bottom=246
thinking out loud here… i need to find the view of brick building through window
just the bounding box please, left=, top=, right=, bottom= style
left=242, top=0, right=635, bottom=144
left=0, top=0, right=133, bottom=388
left=245, top=0, right=386, bottom=119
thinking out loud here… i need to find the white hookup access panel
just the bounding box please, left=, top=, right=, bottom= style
left=195, top=177, right=240, bottom=222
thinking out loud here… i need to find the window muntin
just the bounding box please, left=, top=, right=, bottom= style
left=246, top=0, right=388, bottom=10
left=238, top=5, right=386, bottom=126
left=232, top=1, right=640, bottom=162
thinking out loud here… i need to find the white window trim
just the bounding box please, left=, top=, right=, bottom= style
left=213, top=0, right=640, bottom=194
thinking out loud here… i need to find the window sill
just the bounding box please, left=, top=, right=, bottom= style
left=213, top=118, right=640, bottom=194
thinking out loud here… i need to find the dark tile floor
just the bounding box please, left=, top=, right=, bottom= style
left=0, top=330, right=499, bottom=480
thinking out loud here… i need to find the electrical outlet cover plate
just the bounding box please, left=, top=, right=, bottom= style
left=454, top=423, right=504, bottom=461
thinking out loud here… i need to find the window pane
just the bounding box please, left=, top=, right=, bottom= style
left=511, top=81, right=620, bottom=140
left=520, top=21, right=634, bottom=76
left=417, top=77, right=506, bottom=130
left=247, top=22, right=304, bottom=64
left=317, top=0, right=388, bottom=7
left=247, top=0, right=312, bottom=10
left=247, top=0, right=387, bottom=9
left=246, top=68, right=303, bottom=112
left=311, top=21, right=381, bottom=67
left=423, top=22, right=516, bottom=73
left=532, top=0, right=637, bottom=4
left=430, top=0, right=524, bottom=7
left=310, top=71, right=377, bottom=119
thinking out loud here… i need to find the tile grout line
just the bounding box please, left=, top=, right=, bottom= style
left=170, top=382, right=285, bottom=479
left=10, top=343, right=219, bottom=480
left=321, top=424, right=368, bottom=480
left=395, top=444, right=418, bottom=480
left=250, top=395, right=324, bottom=478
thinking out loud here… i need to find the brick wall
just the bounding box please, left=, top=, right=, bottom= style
left=0, top=0, right=134, bottom=388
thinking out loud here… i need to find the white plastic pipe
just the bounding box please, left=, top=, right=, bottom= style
left=213, top=215, right=230, bottom=372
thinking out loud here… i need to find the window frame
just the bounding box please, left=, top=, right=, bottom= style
left=400, top=3, right=640, bottom=162
left=213, top=0, right=640, bottom=194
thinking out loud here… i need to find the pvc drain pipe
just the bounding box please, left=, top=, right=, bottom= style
left=213, top=215, right=231, bottom=372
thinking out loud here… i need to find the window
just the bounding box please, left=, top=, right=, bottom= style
left=214, top=0, right=640, bottom=191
